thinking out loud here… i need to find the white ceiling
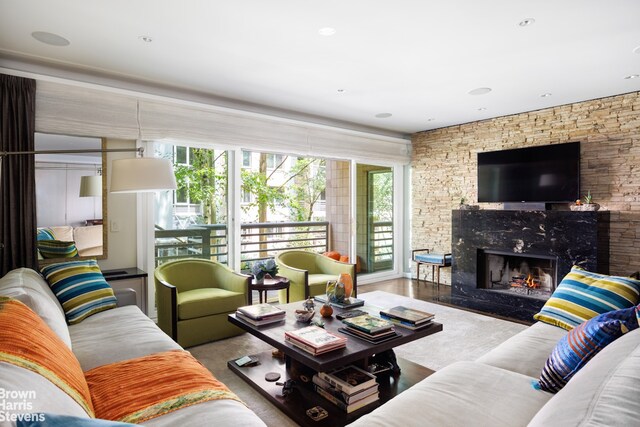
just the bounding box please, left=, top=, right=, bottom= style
left=1, top=0, right=639, bottom=136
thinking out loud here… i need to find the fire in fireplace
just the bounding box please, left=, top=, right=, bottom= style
left=478, top=250, right=558, bottom=299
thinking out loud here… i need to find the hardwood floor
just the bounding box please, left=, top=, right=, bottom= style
left=360, top=277, right=533, bottom=325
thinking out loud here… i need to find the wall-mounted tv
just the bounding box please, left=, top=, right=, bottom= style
left=477, top=142, right=580, bottom=203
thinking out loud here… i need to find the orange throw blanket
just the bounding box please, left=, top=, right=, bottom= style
left=0, top=297, right=94, bottom=416
left=85, top=349, right=243, bottom=423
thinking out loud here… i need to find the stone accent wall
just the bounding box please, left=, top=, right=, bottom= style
left=412, top=91, right=640, bottom=284
left=325, top=160, right=351, bottom=256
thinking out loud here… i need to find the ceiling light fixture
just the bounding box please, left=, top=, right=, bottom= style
left=624, top=74, right=639, bottom=79
left=375, top=113, right=392, bottom=118
left=31, top=31, right=70, bottom=46
left=468, top=87, right=492, bottom=96
left=541, top=93, right=552, bottom=97
left=477, top=107, right=487, bottom=111
left=318, top=27, right=336, bottom=36
left=337, top=89, right=346, bottom=93
left=426, top=118, right=435, bottom=122
left=138, top=36, right=153, bottom=43
left=518, top=18, right=535, bottom=27
left=633, top=46, right=640, bottom=54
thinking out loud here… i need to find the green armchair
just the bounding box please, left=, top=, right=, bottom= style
left=154, top=258, right=249, bottom=348
left=275, top=250, right=357, bottom=303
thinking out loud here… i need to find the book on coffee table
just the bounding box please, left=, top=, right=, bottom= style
left=235, top=312, right=285, bottom=327
left=379, top=306, right=435, bottom=324
left=313, top=295, right=365, bottom=309
left=341, top=314, right=394, bottom=335
left=318, top=365, right=377, bottom=395
left=284, top=325, right=347, bottom=355
left=237, top=303, right=286, bottom=320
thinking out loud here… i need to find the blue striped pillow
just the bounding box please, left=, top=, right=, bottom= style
left=36, top=227, right=56, bottom=241
left=37, top=240, right=79, bottom=259
left=40, top=260, right=117, bottom=325
left=537, top=304, right=640, bottom=393
left=534, top=266, right=640, bottom=330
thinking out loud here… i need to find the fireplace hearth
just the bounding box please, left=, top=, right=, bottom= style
left=450, top=209, right=609, bottom=321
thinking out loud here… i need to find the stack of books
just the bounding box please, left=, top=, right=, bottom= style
left=314, top=365, right=379, bottom=413
left=379, top=306, right=435, bottom=330
left=284, top=325, right=347, bottom=355
left=339, top=314, right=399, bottom=343
left=235, top=303, right=286, bottom=326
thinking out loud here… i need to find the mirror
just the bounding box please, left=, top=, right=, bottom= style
left=34, top=133, right=107, bottom=262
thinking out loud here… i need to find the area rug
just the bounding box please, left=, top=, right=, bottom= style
left=189, top=290, right=528, bottom=426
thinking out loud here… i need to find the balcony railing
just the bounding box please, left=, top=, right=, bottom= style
left=154, top=221, right=329, bottom=268
left=371, top=220, right=393, bottom=271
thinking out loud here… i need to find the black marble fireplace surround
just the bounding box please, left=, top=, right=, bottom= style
left=450, top=209, right=609, bottom=321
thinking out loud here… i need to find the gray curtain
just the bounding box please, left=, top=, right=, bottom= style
left=0, top=74, right=37, bottom=276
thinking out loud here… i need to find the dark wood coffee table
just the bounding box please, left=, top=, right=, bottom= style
left=227, top=300, right=443, bottom=426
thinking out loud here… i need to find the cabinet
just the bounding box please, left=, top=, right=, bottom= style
left=103, top=268, right=148, bottom=314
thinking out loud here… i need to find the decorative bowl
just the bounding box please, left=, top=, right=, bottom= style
left=294, top=310, right=315, bottom=323
left=569, top=203, right=600, bottom=211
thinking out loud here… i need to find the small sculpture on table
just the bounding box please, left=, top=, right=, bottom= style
left=295, top=297, right=315, bottom=323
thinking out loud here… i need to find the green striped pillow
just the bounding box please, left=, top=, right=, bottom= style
left=37, top=240, right=79, bottom=259
left=534, top=266, right=640, bottom=330
left=40, top=260, right=117, bottom=325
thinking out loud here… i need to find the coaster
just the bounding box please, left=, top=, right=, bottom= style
left=265, top=372, right=281, bottom=382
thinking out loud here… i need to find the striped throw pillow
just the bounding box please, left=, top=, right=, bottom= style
left=37, top=240, right=79, bottom=259
left=41, top=260, right=117, bottom=325
left=537, top=304, right=640, bottom=393
left=534, top=266, right=640, bottom=330
left=36, top=227, right=56, bottom=241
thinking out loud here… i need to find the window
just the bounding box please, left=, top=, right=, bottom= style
left=241, top=189, right=252, bottom=204
left=266, top=154, right=284, bottom=170
left=242, top=151, right=252, bottom=168
left=175, top=146, right=187, bottom=165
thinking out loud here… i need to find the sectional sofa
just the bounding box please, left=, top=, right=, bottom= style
left=0, top=267, right=266, bottom=426
left=350, top=311, right=640, bottom=426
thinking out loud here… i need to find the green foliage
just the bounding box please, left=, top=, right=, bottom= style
left=240, top=169, right=288, bottom=215
left=173, top=148, right=227, bottom=224
left=287, top=158, right=326, bottom=222
left=583, top=190, right=593, bottom=204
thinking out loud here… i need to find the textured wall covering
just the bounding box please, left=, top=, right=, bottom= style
left=412, top=91, right=640, bottom=284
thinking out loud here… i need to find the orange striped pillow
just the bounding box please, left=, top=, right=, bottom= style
left=0, top=297, right=94, bottom=416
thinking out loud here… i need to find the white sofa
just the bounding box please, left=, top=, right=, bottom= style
left=349, top=320, right=640, bottom=426
left=40, top=225, right=103, bottom=256
left=0, top=268, right=266, bottom=426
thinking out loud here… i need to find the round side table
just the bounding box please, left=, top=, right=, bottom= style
left=249, top=276, right=290, bottom=305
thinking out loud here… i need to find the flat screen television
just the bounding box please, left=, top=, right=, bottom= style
left=477, top=142, right=580, bottom=203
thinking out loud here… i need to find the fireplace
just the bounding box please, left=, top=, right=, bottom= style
left=450, top=209, right=609, bottom=321
left=478, top=250, right=558, bottom=300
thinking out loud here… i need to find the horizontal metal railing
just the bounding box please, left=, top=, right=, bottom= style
left=371, top=220, right=393, bottom=270
left=154, top=221, right=329, bottom=268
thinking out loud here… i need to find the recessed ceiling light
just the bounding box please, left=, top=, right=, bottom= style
left=624, top=74, right=639, bottom=79
left=138, top=36, right=153, bottom=43
left=337, top=89, right=346, bottom=94
left=426, top=118, right=435, bottom=122
left=518, top=18, right=535, bottom=27
left=31, top=31, right=70, bottom=46
left=541, top=93, right=552, bottom=97
left=318, top=27, right=336, bottom=36
left=633, top=46, right=640, bottom=54
left=477, top=107, right=487, bottom=111
left=468, top=87, right=492, bottom=96
left=375, top=113, right=392, bottom=118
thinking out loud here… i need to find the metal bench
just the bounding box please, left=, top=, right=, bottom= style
left=412, top=249, right=452, bottom=288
